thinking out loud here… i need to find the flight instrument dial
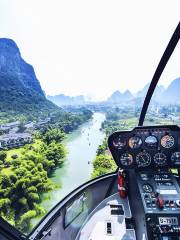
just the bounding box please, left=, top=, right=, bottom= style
left=171, top=152, right=180, bottom=165
left=128, top=136, right=142, bottom=149
left=136, top=151, right=151, bottom=167
left=120, top=153, right=133, bottom=166
left=145, top=135, right=158, bottom=148
left=113, top=136, right=126, bottom=149
left=161, top=135, right=174, bottom=149
left=154, top=152, right=167, bottom=166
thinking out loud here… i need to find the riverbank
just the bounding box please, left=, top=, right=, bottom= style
left=30, top=112, right=105, bottom=230
left=0, top=107, right=94, bottom=233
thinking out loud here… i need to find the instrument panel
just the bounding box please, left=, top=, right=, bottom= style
left=108, top=125, right=180, bottom=170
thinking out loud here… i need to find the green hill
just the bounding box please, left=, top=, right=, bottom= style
left=0, top=38, right=59, bottom=121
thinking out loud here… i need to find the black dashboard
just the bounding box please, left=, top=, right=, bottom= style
left=108, top=125, right=180, bottom=170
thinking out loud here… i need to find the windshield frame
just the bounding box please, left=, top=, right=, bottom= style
left=0, top=217, right=26, bottom=240
left=138, top=22, right=180, bottom=126
left=0, top=22, right=180, bottom=239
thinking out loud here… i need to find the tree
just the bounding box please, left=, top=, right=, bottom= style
left=19, top=210, right=37, bottom=225
left=92, top=154, right=116, bottom=178
left=96, top=140, right=107, bottom=156
left=1, top=175, right=11, bottom=188
left=11, top=154, right=18, bottom=159
left=0, top=151, right=7, bottom=163
left=43, top=128, right=65, bottom=145
left=0, top=198, right=11, bottom=210
left=45, top=142, right=66, bottom=166
left=93, top=155, right=113, bottom=169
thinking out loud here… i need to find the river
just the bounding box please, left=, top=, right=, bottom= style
left=31, top=112, right=105, bottom=228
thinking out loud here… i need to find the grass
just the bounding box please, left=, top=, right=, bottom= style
left=6, top=139, right=43, bottom=161
left=119, top=117, right=138, bottom=130
left=1, top=167, right=13, bottom=176
left=6, top=148, right=24, bottom=161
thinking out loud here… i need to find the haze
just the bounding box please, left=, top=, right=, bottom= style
left=0, top=0, right=179, bottom=100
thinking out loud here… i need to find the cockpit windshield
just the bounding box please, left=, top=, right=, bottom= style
left=144, top=42, right=180, bottom=126
left=0, top=1, right=179, bottom=238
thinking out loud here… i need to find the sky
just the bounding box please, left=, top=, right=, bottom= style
left=0, top=0, right=179, bottom=100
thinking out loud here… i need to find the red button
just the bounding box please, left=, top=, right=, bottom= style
left=157, top=196, right=164, bottom=209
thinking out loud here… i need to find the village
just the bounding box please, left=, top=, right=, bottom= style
left=0, top=118, right=51, bottom=149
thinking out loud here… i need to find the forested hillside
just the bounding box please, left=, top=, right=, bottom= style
left=0, top=38, right=59, bottom=121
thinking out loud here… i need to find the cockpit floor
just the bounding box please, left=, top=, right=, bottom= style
left=76, top=193, right=136, bottom=240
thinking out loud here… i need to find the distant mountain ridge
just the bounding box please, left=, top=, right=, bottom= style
left=107, top=90, right=133, bottom=103
left=160, top=78, right=180, bottom=104
left=136, top=83, right=165, bottom=100
left=49, top=77, right=180, bottom=106
left=47, top=94, right=86, bottom=106
left=106, top=78, right=180, bottom=105
left=0, top=38, right=58, bottom=117
left=137, top=79, right=180, bottom=104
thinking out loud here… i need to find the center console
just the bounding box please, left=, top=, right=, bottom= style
left=137, top=170, right=180, bottom=240
left=108, top=125, right=180, bottom=240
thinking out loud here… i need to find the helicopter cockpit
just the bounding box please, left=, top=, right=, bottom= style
left=108, top=124, right=180, bottom=240
left=0, top=21, right=179, bottom=240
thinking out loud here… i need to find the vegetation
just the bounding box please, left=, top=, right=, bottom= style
left=91, top=110, right=137, bottom=178
left=0, top=107, right=93, bottom=232
left=50, top=108, right=93, bottom=133
left=0, top=128, right=66, bottom=232
left=91, top=138, right=116, bottom=179
left=91, top=108, right=140, bottom=178
left=0, top=70, right=61, bottom=124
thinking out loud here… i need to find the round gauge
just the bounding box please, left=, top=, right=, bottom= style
left=136, top=152, right=151, bottom=167
left=120, top=153, right=133, bottom=166
left=145, top=135, right=158, bottom=148
left=128, top=136, right=142, bottom=149
left=113, top=136, right=126, bottom=149
left=161, top=135, right=174, bottom=149
left=154, top=152, right=167, bottom=166
left=142, top=184, right=153, bottom=193
left=171, top=152, right=180, bottom=165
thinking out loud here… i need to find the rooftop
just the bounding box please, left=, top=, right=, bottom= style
left=0, top=132, right=32, bottom=142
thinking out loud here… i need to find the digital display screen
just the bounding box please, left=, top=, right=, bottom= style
left=159, top=217, right=178, bottom=226
left=159, top=189, right=177, bottom=195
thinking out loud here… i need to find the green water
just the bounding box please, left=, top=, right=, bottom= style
left=31, top=112, right=105, bottom=228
